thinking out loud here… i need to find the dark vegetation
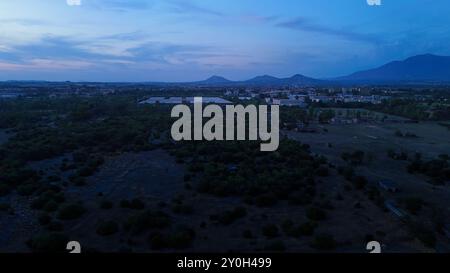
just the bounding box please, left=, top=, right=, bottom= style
left=171, top=139, right=328, bottom=209
left=1, top=89, right=448, bottom=252
left=407, top=155, right=450, bottom=185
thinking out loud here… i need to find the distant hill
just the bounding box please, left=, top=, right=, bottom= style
left=195, top=75, right=232, bottom=85
left=190, top=73, right=325, bottom=87
left=336, top=54, right=450, bottom=83
left=244, top=74, right=324, bottom=86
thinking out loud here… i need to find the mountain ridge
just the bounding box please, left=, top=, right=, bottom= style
left=336, top=54, right=450, bottom=83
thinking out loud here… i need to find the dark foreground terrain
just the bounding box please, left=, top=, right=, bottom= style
left=1, top=89, right=449, bottom=253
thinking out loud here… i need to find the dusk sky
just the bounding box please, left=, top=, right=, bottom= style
left=0, top=0, right=449, bottom=82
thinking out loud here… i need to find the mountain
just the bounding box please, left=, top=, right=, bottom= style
left=245, top=75, right=281, bottom=85
left=244, top=74, right=324, bottom=86
left=190, top=74, right=324, bottom=87
left=195, top=75, right=232, bottom=85
left=337, top=54, right=450, bottom=83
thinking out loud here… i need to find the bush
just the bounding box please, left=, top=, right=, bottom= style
left=47, top=221, right=64, bottom=232
left=57, top=203, right=86, bottom=220
left=0, top=202, right=11, bottom=211
left=298, top=221, right=317, bottom=236
left=130, top=198, right=145, bottom=210
left=408, top=222, right=436, bottom=248
left=403, top=197, right=423, bottom=215
left=311, top=234, right=336, bottom=251
left=172, top=204, right=194, bottom=215
left=43, top=200, right=59, bottom=212
left=124, top=210, right=171, bottom=234
left=120, top=199, right=131, bottom=208
left=242, top=230, right=253, bottom=239
left=148, top=227, right=196, bottom=250
left=120, top=198, right=145, bottom=210
left=284, top=220, right=317, bottom=237
left=38, top=213, right=52, bottom=226
left=255, top=193, right=278, bottom=207
left=0, top=184, right=11, bottom=197
left=28, top=233, right=69, bottom=253
left=96, top=221, right=119, bottom=236
left=316, top=166, right=329, bottom=177
left=212, top=207, right=247, bottom=225
left=351, top=176, right=367, bottom=190
left=99, top=200, right=113, bottom=210
left=148, top=232, right=167, bottom=250
left=306, top=207, right=326, bottom=221
left=262, top=224, right=279, bottom=238
left=31, top=191, right=65, bottom=211
left=17, top=183, right=38, bottom=196
left=264, top=240, right=286, bottom=252
left=168, top=227, right=196, bottom=249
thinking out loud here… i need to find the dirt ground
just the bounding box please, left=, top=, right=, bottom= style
left=286, top=121, right=450, bottom=251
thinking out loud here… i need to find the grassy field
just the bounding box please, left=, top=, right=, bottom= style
left=286, top=121, right=450, bottom=251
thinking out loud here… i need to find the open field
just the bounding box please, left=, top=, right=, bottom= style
left=286, top=121, right=450, bottom=251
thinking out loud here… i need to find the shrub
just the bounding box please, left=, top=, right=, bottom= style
left=262, top=224, right=279, bottom=238
left=47, top=221, right=64, bottom=232
left=297, top=221, right=317, bottom=236
left=242, top=230, right=253, bottom=239
left=282, top=220, right=317, bottom=237
left=129, top=198, right=146, bottom=210
left=43, top=200, right=59, bottom=212
left=168, top=227, right=196, bottom=249
left=254, top=193, right=277, bottom=207
left=264, top=241, right=286, bottom=252
left=403, top=197, right=424, bottom=215
left=17, top=183, right=38, bottom=196
left=0, top=184, right=11, bottom=197
left=351, top=176, right=367, bottom=190
left=212, top=207, right=247, bottom=225
left=0, top=202, right=11, bottom=211
left=311, top=234, right=336, bottom=251
left=316, top=166, right=329, bottom=177
left=306, top=207, right=326, bottom=221
left=38, top=213, right=52, bottom=226
left=99, top=200, right=113, bottom=210
left=124, top=210, right=171, bottom=234
left=57, top=203, right=86, bottom=220
left=120, top=198, right=145, bottom=210
left=408, top=221, right=436, bottom=248
left=148, top=232, right=167, bottom=250
left=148, top=227, right=196, bottom=250
left=120, top=199, right=131, bottom=208
left=28, top=233, right=69, bottom=253
left=172, top=204, right=194, bottom=215
left=30, top=191, right=65, bottom=211
left=96, top=221, right=119, bottom=236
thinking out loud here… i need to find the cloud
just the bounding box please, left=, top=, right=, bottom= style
left=67, top=0, right=82, bottom=6
left=0, top=59, right=92, bottom=71
left=0, top=18, right=49, bottom=26
left=88, top=0, right=153, bottom=12
left=277, top=17, right=381, bottom=44
left=166, top=0, right=224, bottom=17
left=99, top=31, right=149, bottom=41
left=237, top=15, right=279, bottom=25
left=0, top=34, right=247, bottom=73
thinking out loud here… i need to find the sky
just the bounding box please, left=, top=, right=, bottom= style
left=0, top=0, right=449, bottom=82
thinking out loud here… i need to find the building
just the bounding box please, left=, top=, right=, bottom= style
left=271, top=99, right=307, bottom=107
left=139, top=97, right=232, bottom=105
